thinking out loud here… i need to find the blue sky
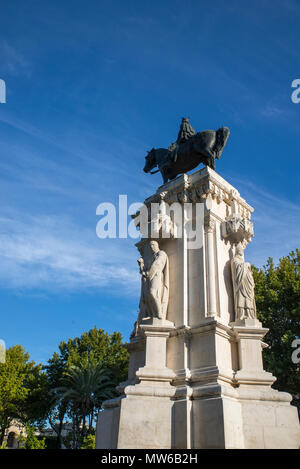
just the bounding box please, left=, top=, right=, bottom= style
left=0, top=0, right=299, bottom=363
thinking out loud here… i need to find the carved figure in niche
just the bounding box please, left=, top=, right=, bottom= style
left=131, top=240, right=169, bottom=338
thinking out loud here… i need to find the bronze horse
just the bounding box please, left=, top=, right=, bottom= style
left=144, top=127, right=230, bottom=184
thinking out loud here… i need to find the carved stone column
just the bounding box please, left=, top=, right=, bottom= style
left=205, top=216, right=217, bottom=316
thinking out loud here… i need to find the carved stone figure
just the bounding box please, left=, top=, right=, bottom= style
left=231, top=243, right=257, bottom=321
left=176, top=117, right=196, bottom=144
left=131, top=241, right=169, bottom=337
left=143, top=117, right=230, bottom=184
left=222, top=214, right=254, bottom=245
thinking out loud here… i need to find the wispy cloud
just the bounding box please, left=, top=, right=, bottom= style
left=0, top=41, right=31, bottom=76
left=260, top=105, right=284, bottom=118
left=0, top=212, right=139, bottom=293
left=227, top=175, right=300, bottom=267
left=0, top=176, right=297, bottom=295
left=0, top=111, right=152, bottom=296
left=0, top=111, right=152, bottom=188
left=0, top=172, right=298, bottom=293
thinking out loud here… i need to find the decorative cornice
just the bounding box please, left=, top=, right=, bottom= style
left=133, top=169, right=253, bottom=240
left=142, top=167, right=253, bottom=212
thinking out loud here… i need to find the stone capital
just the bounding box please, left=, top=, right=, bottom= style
left=221, top=213, right=254, bottom=245
left=204, top=215, right=216, bottom=233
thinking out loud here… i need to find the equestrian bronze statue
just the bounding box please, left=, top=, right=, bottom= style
left=143, top=118, right=230, bottom=184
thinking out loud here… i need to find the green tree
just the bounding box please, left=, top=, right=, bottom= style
left=80, top=433, right=96, bottom=449
left=45, top=352, right=68, bottom=449
left=0, top=345, right=48, bottom=444
left=18, top=364, right=50, bottom=427
left=19, top=424, right=46, bottom=449
left=57, top=326, right=129, bottom=385
left=252, top=249, right=300, bottom=410
left=44, top=327, right=129, bottom=448
left=54, top=363, right=114, bottom=448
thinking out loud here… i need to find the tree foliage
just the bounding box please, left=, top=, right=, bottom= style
left=0, top=345, right=48, bottom=445
left=54, top=363, right=114, bottom=448
left=19, top=424, right=46, bottom=449
left=44, top=326, right=129, bottom=448
left=55, top=326, right=129, bottom=385
left=252, top=249, right=300, bottom=410
left=80, top=433, right=96, bottom=449
left=0, top=328, right=128, bottom=448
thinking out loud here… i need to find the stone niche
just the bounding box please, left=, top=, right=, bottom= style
left=96, top=167, right=300, bottom=449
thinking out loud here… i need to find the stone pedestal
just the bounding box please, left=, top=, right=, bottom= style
left=97, top=318, right=176, bottom=449
left=231, top=319, right=275, bottom=387
left=96, top=167, right=300, bottom=449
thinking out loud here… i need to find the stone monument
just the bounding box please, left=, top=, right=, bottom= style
left=96, top=120, right=300, bottom=449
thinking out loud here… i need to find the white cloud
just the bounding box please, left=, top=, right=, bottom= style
left=0, top=176, right=298, bottom=294
left=0, top=212, right=139, bottom=293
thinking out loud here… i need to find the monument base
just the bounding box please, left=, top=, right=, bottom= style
left=97, top=394, right=174, bottom=449
left=96, top=318, right=300, bottom=449
left=184, top=385, right=299, bottom=449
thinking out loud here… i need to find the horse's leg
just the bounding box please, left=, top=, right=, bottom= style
left=160, top=167, right=169, bottom=184
left=208, top=155, right=216, bottom=170
left=199, top=147, right=216, bottom=170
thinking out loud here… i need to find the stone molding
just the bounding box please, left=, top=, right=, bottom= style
left=169, top=319, right=276, bottom=390
left=132, top=167, right=253, bottom=239
left=169, top=318, right=235, bottom=341
left=144, top=167, right=253, bottom=215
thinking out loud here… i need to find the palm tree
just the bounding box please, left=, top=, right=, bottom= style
left=54, top=363, right=114, bottom=448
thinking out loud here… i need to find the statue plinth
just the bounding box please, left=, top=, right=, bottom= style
left=135, top=317, right=175, bottom=383
left=96, top=167, right=300, bottom=449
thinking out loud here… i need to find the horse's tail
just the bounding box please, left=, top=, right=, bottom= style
left=215, top=126, right=230, bottom=159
